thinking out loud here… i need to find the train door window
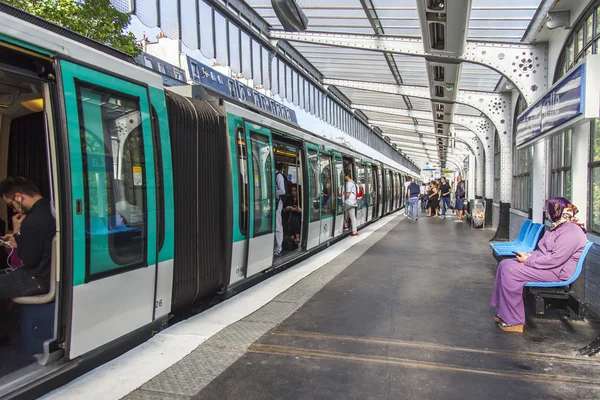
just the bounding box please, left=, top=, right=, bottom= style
left=334, top=157, right=344, bottom=215
left=370, top=167, right=377, bottom=205
left=377, top=168, right=383, bottom=201
left=357, top=163, right=365, bottom=207
left=249, top=132, right=273, bottom=235
left=236, top=127, right=249, bottom=235
left=320, top=154, right=334, bottom=217
left=308, top=148, right=320, bottom=222
left=77, top=84, right=148, bottom=276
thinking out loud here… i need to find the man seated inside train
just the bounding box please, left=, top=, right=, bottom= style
left=0, top=177, right=56, bottom=345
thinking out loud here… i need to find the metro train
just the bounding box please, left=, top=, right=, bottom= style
left=0, top=4, right=415, bottom=398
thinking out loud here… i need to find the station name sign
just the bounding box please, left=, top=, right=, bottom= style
left=516, top=55, right=600, bottom=148
left=191, top=61, right=298, bottom=125
left=516, top=65, right=584, bottom=147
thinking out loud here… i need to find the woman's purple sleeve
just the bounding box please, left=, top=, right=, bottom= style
left=524, top=228, right=582, bottom=270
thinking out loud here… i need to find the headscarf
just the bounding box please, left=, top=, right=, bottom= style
left=546, top=197, right=586, bottom=232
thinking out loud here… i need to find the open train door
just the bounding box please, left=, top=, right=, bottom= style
left=377, top=166, right=383, bottom=217
left=333, top=152, right=345, bottom=237
left=304, top=142, right=321, bottom=249
left=60, top=60, right=158, bottom=359
left=243, top=122, right=275, bottom=277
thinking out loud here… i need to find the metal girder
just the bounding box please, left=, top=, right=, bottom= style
left=270, top=31, right=548, bottom=105
left=326, top=79, right=511, bottom=137
left=455, top=131, right=484, bottom=198
left=330, top=79, right=511, bottom=201
left=378, top=120, right=486, bottom=197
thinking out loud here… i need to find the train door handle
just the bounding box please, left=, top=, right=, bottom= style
left=76, top=199, right=83, bottom=215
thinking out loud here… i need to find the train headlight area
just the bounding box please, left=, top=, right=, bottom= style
left=1, top=0, right=600, bottom=399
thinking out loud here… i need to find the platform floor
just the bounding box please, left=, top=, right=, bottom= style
left=124, top=214, right=600, bottom=400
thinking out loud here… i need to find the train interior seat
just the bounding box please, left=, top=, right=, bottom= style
left=0, top=60, right=56, bottom=378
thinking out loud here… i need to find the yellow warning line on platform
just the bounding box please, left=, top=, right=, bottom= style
left=249, top=343, right=600, bottom=386
left=269, top=329, right=600, bottom=365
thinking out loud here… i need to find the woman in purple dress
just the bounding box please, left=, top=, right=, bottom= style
left=491, top=197, right=587, bottom=333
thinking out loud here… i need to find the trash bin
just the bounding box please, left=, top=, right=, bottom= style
left=472, top=200, right=485, bottom=229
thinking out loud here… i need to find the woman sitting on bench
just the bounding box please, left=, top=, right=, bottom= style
left=490, top=197, right=587, bottom=333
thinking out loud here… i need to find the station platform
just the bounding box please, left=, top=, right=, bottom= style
left=49, top=213, right=600, bottom=400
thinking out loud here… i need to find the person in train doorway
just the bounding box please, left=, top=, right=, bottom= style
left=454, top=175, right=466, bottom=223
left=274, top=163, right=287, bottom=256
left=0, top=177, right=56, bottom=345
left=406, top=178, right=420, bottom=220
left=439, top=177, right=451, bottom=220
left=344, top=170, right=358, bottom=237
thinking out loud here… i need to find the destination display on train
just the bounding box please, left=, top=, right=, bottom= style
left=194, top=62, right=298, bottom=125
left=515, top=64, right=585, bottom=147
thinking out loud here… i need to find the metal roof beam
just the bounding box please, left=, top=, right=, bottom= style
left=270, top=31, right=547, bottom=105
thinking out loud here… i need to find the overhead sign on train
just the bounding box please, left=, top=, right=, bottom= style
left=187, top=60, right=298, bottom=125
left=516, top=54, right=600, bottom=148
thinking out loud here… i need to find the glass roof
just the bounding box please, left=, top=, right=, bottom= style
left=458, top=63, right=503, bottom=92
left=243, top=0, right=544, bottom=166
left=468, top=0, right=543, bottom=42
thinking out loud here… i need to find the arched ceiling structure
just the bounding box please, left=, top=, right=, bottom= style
left=245, top=0, right=546, bottom=170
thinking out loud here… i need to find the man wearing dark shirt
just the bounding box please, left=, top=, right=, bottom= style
left=454, top=175, right=466, bottom=223
left=439, top=177, right=451, bottom=220
left=407, top=178, right=420, bottom=220
left=0, top=177, right=55, bottom=344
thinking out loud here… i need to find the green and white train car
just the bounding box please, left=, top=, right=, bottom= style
left=0, top=4, right=415, bottom=398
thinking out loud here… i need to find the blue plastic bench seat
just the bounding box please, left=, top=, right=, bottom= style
left=493, top=223, right=544, bottom=257
left=490, top=220, right=532, bottom=250
left=525, top=241, right=593, bottom=288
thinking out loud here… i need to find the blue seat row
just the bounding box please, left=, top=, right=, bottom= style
left=491, top=220, right=544, bottom=257
left=525, top=241, right=593, bottom=288
left=490, top=219, right=532, bottom=250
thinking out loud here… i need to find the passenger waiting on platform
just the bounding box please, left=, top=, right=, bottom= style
left=454, top=176, right=466, bottom=223
left=344, top=170, right=358, bottom=237
left=491, top=198, right=587, bottom=333
left=439, top=177, right=451, bottom=220
left=406, top=178, right=420, bottom=220
left=427, top=182, right=440, bottom=217
left=420, top=182, right=428, bottom=212
left=283, top=185, right=302, bottom=244
left=0, top=177, right=56, bottom=344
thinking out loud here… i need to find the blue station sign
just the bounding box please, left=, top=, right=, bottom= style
left=189, top=59, right=298, bottom=125
left=516, top=55, right=600, bottom=148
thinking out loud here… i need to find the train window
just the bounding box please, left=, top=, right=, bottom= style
left=236, top=127, right=249, bottom=235
left=249, top=132, right=273, bottom=236
left=308, top=149, right=320, bottom=222
left=334, top=157, right=344, bottom=216
left=357, top=163, right=366, bottom=208
left=320, top=154, right=334, bottom=217
left=76, top=83, right=148, bottom=277
left=370, top=167, right=377, bottom=206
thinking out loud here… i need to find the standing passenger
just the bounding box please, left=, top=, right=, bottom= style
left=274, top=164, right=286, bottom=256
left=420, top=182, right=428, bottom=212
left=407, top=179, right=420, bottom=220
left=439, top=177, right=451, bottom=220
left=344, top=170, right=358, bottom=237
left=454, top=175, right=466, bottom=223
